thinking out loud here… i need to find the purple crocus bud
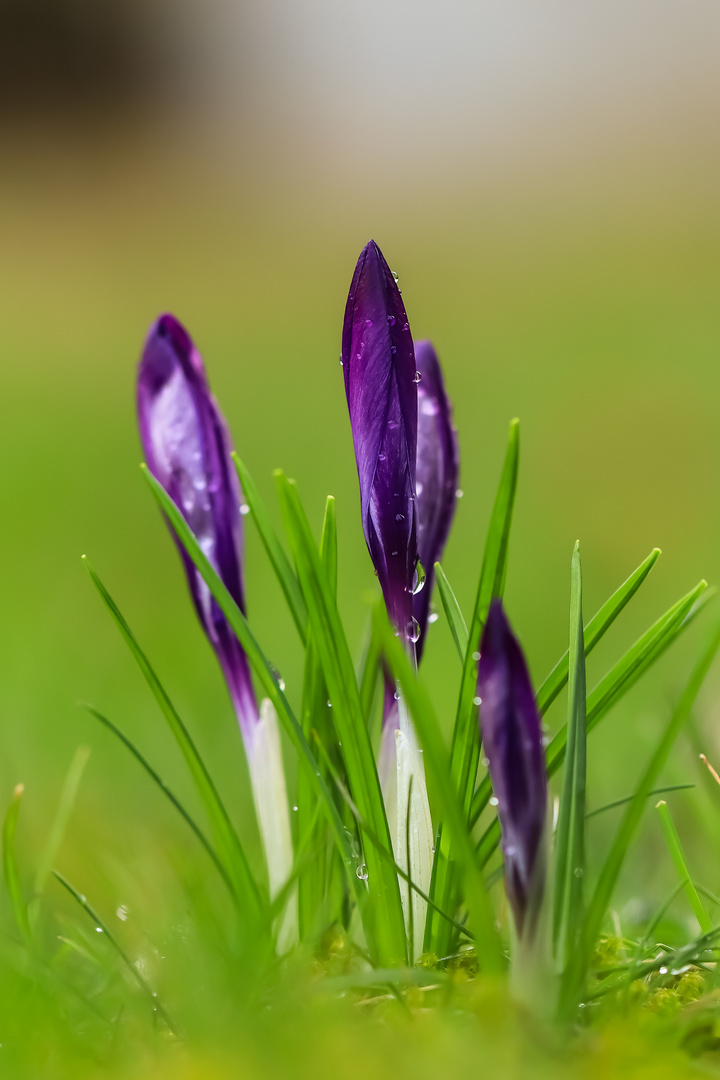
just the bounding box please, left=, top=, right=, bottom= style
left=342, top=240, right=418, bottom=641
left=413, top=340, right=459, bottom=660
left=138, top=314, right=296, bottom=947
left=137, top=313, right=258, bottom=736
left=478, top=600, right=548, bottom=939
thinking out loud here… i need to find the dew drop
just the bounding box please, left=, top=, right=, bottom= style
left=391, top=550, right=398, bottom=556
left=278, top=678, right=286, bottom=691
left=240, top=503, right=250, bottom=516
left=428, top=612, right=439, bottom=624
left=456, top=488, right=464, bottom=498
left=378, top=452, right=386, bottom=461
left=387, top=314, right=396, bottom=326
left=395, top=513, right=405, bottom=522
left=489, top=796, right=499, bottom=807
left=473, top=695, right=482, bottom=706
left=472, top=651, right=480, bottom=661
left=413, top=371, right=422, bottom=384
left=390, top=345, right=397, bottom=354
left=412, top=561, right=426, bottom=595
left=659, top=966, right=668, bottom=975
left=415, top=480, right=424, bottom=497
left=393, top=691, right=400, bottom=701
left=356, top=863, right=368, bottom=881
left=402, top=322, right=409, bottom=331
left=116, top=905, right=129, bottom=921
left=365, top=319, right=374, bottom=327
left=292, top=805, right=299, bottom=812
left=408, top=617, right=421, bottom=644
left=573, top=867, right=584, bottom=878
left=95, top=927, right=103, bottom=934
left=481, top=756, right=489, bottom=767
left=391, top=271, right=399, bottom=283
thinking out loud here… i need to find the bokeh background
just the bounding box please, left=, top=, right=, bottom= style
left=1, top=0, right=720, bottom=932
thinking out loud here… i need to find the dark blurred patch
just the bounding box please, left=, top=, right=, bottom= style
left=0, top=0, right=167, bottom=114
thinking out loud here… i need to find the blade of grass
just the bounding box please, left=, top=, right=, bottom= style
left=536, top=548, right=661, bottom=717
left=586, top=784, right=694, bottom=819
left=3, top=784, right=31, bottom=943
left=376, top=604, right=503, bottom=972
left=233, top=453, right=307, bottom=642
left=655, top=799, right=712, bottom=934
left=297, top=497, right=342, bottom=940
left=141, top=466, right=363, bottom=919
left=434, top=562, right=469, bottom=662
left=53, top=871, right=174, bottom=1032
left=472, top=578, right=710, bottom=834
left=561, top=618, right=720, bottom=1015
left=83, top=704, right=235, bottom=902
left=84, top=556, right=261, bottom=919
left=553, top=542, right=587, bottom=969
left=275, top=472, right=407, bottom=966
left=429, top=418, right=519, bottom=955
left=32, top=746, right=91, bottom=905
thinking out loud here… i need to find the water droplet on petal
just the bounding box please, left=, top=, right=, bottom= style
left=391, top=271, right=399, bottom=283
left=412, top=561, right=426, bottom=595
left=408, top=617, right=421, bottom=644
left=395, top=513, right=405, bottom=522
left=390, top=345, right=397, bottom=354
left=413, top=371, right=422, bottom=383
left=365, top=319, right=374, bottom=327
left=387, top=314, right=396, bottom=326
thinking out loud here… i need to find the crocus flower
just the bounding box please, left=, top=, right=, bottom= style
left=137, top=313, right=296, bottom=948
left=477, top=599, right=548, bottom=941
left=342, top=242, right=433, bottom=957
left=413, top=340, right=459, bottom=660
left=342, top=240, right=418, bottom=643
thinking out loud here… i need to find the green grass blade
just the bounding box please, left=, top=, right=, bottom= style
left=297, top=496, right=340, bottom=940
left=562, top=618, right=720, bottom=1014
left=33, top=746, right=90, bottom=903
left=536, top=547, right=661, bottom=716
left=655, top=799, right=712, bottom=935
left=376, top=605, right=503, bottom=972
left=3, top=784, right=31, bottom=942
left=586, top=784, right=694, bottom=819
left=434, top=562, right=469, bottom=662
left=553, top=543, right=587, bottom=971
left=141, top=466, right=362, bottom=914
left=53, top=871, right=175, bottom=1032
left=275, top=472, right=406, bottom=966
left=84, top=555, right=261, bottom=918
left=471, top=578, right=709, bottom=834
left=83, top=704, right=236, bottom=902
left=233, top=453, right=308, bottom=642
left=429, top=418, right=519, bottom=955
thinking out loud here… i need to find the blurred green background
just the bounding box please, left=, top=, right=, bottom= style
left=1, top=0, right=720, bottom=1014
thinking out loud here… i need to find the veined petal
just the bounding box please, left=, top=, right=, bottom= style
left=137, top=313, right=258, bottom=734
left=342, top=241, right=418, bottom=635
left=413, top=340, right=459, bottom=658
left=478, top=600, right=547, bottom=938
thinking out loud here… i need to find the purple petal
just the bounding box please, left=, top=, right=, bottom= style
left=478, top=600, right=547, bottom=937
left=412, top=341, right=459, bottom=659
left=342, top=241, right=418, bottom=635
left=137, top=313, right=258, bottom=736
